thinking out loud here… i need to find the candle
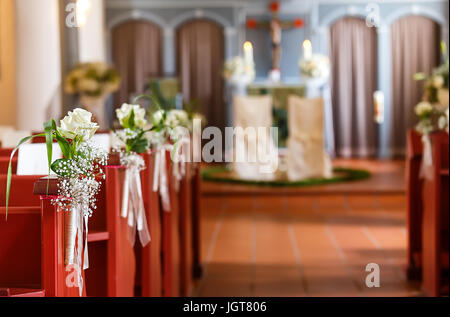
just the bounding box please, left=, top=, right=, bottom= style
left=76, top=0, right=91, bottom=27
left=243, top=41, right=254, bottom=67
left=373, top=91, right=385, bottom=124
left=303, top=39, right=312, bottom=60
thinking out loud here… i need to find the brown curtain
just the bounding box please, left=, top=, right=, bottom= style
left=330, top=17, right=378, bottom=157
left=112, top=20, right=162, bottom=107
left=390, top=16, right=441, bottom=155
left=176, top=19, right=225, bottom=130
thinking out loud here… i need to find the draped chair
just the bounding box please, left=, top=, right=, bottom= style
left=232, top=96, right=278, bottom=181
left=286, top=96, right=332, bottom=181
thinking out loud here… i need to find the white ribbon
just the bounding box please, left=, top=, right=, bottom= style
left=121, top=154, right=151, bottom=247
left=64, top=203, right=89, bottom=297
left=152, top=138, right=190, bottom=210
left=153, top=147, right=171, bottom=212
left=420, top=134, right=434, bottom=180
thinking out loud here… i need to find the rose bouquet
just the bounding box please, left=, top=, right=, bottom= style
left=113, top=103, right=153, bottom=247
left=413, top=42, right=449, bottom=179
left=115, top=103, right=151, bottom=155
left=145, top=104, right=194, bottom=211
left=223, top=56, right=255, bottom=84
left=414, top=42, right=449, bottom=135
left=5, top=108, right=108, bottom=295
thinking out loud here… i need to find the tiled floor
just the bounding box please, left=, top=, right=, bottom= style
left=195, top=161, right=421, bottom=297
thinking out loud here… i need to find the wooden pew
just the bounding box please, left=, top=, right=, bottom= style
left=0, top=175, right=43, bottom=296
left=406, top=130, right=424, bottom=279
left=421, top=132, right=449, bottom=296
left=137, top=152, right=163, bottom=297
left=0, top=148, right=15, bottom=157
left=0, top=156, right=136, bottom=297
left=163, top=151, right=181, bottom=297
left=191, top=163, right=203, bottom=280
left=179, top=162, right=194, bottom=296
left=103, top=164, right=136, bottom=297
left=0, top=175, right=86, bottom=297
left=0, top=156, right=17, bottom=174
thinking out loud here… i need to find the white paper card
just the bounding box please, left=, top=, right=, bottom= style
left=17, top=143, right=63, bottom=176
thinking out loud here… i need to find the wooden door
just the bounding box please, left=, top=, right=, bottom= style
left=112, top=20, right=163, bottom=107
left=176, top=19, right=225, bottom=130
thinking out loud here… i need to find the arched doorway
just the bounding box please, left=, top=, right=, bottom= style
left=176, top=19, right=225, bottom=130
left=329, top=17, right=378, bottom=158
left=112, top=20, right=163, bottom=107
left=390, top=16, right=441, bottom=155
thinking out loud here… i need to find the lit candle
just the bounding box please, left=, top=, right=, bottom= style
left=303, top=39, right=312, bottom=60
left=76, top=0, right=91, bottom=27
left=243, top=41, right=254, bottom=67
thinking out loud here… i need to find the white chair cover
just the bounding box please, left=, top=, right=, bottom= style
left=286, top=96, right=332, bottom=181
left=233, top=95, right=278, bottom=180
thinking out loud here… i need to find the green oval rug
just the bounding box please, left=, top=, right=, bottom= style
left=202, top=166, right=371, bottom=187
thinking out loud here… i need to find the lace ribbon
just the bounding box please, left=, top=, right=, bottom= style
left=420, top=134, right=434, bottom=180
left=121, top=154, right=151, bottom=247
left=64, top=203, right=89, bottom=297
left=153, top=147, right=172, bottom=212
left=152, top=138, right=190, bottom=210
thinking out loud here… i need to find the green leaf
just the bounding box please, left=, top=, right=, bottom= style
left=131, top=138, right=148, bottom=154
left=51, top=158, right=71, bottom=177
left=128, top=109, right=135, bottom=130
left=4, top=133, right=46, bottom=219
left=51, top=120, right=71, bottom=159
left=44, top=120, right=54, bottom=174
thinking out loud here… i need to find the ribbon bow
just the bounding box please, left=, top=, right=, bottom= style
left=153, top=146, right=172, bottom=212
left=121, top=153, right=151, bottom=247
left=64, top=203, right=89, bottom=297
left=153, top=136, right=191, bottom=210
left=420, top=134, right=434, bottom=180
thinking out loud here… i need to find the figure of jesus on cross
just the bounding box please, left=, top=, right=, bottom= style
left=246, top=1, right=305, bottom=82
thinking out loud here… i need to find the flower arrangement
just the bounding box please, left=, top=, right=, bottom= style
left=6, top=108, right=108, bottom=215
left=64, top=62, right=121, bottom=98
left=223, top=56, right=255, bottom=83
left=299, top=54, right=331, bottom=79
left=114, top=103, right=151, bottom=156
left=5, top=108, right=108, bottom=295
left=113, top=103, right=153, bottom=246
left=413, top=42, right=449, bottom=135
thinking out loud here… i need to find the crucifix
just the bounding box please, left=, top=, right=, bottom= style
left=246, top=1, right=305, bottom=81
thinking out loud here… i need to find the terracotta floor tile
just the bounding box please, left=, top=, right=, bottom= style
left=197, top=161, right=420, bottom=297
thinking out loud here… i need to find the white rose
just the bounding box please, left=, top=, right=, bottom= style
left=116, top=103, right=147, bottom=129
left=415, top=101, right=433, bottom=117
left=58, top=108, right=99, bottom=141
left=152, top=110, right=164, bottom=124
left=167, top=109, right=189, bottom=128
left=433, top=75, right=444, bottom=89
